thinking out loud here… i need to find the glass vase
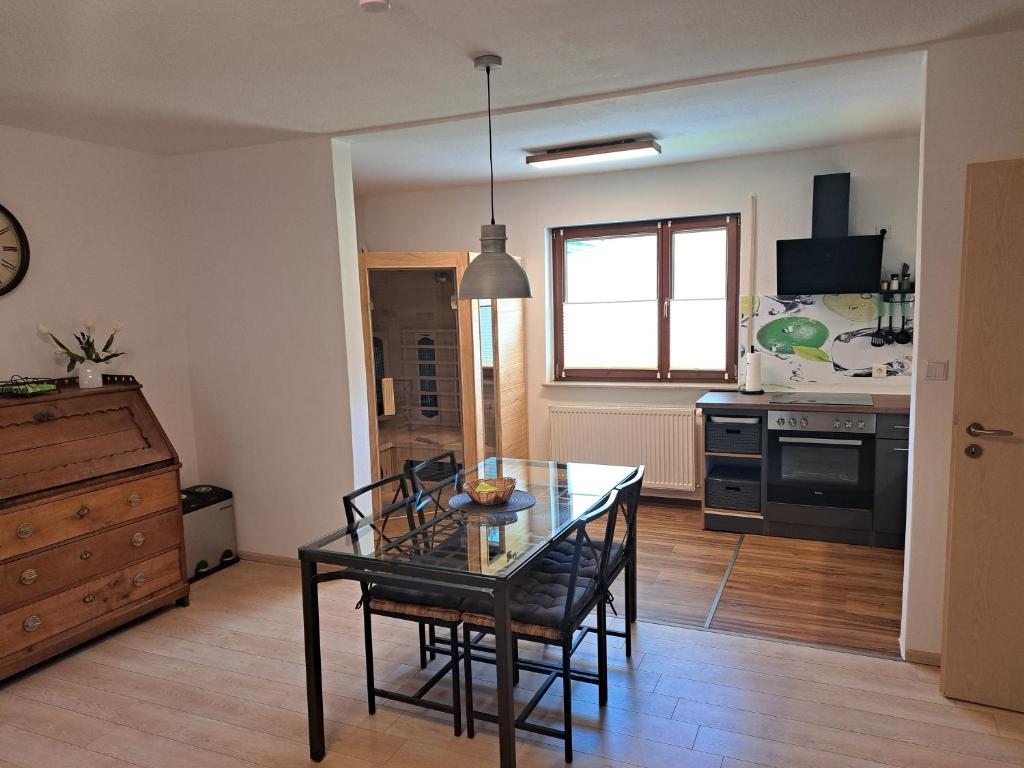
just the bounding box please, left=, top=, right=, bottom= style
left=78, top=359, right=103, bottom=389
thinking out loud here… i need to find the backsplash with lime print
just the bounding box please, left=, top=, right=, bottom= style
left=743, top=294, right=913, bottom=386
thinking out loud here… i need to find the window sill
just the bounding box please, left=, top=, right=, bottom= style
left=543, top=380, right=739, bottom=391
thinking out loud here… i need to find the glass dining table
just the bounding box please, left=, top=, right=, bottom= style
left=298, top=456, right=637, bottom=768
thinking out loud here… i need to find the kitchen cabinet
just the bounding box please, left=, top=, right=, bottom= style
left=873, top=437, right=909, bottom=545
left=697, top=392, right=910, bottom=548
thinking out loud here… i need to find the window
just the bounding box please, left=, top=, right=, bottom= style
left=552, top=214, right=739, bottom=382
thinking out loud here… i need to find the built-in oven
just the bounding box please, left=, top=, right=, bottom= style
left=766, top=411, right=876, bottom=514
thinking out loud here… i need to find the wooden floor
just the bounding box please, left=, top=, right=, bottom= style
left=710, top=531, right=904, bottom=655
left=1, top=558, right=1023, bottom=768
left=620, top=504, right=740, bottom=627
left=626, top=505, right=904, bottom=655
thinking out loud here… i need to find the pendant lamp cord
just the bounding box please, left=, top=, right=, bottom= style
left=486, top=65, right=495, bottom=226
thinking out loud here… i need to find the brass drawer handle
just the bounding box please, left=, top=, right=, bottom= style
left=80, top=550, right=93, bottom=560
left=20, top=568, right=38, bottom=586
left=77, top=505, right=90, bottom=519
left=23, top=615, right=42, bottom=632
left=82, top=593, right=96, bottom=604
left=16, top=522, right=34, bottom=540
left=133, top=573, right=148, bottom=587
left=127, top=493, right=142, bottom=507
left=130, top=532, right=146, bottom=548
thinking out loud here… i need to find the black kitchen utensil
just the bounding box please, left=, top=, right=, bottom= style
left=871, top=294, right=886, bottom=347
left=895, top=299, right=912, bottom=344
left=883, top=299, right=896, bottom=345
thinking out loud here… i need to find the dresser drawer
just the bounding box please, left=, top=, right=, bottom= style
left=0, top=549, right=181, bottom=657
left=0, top=472, right=179, bottom=562
left=0, top=509, right=181, bottom=611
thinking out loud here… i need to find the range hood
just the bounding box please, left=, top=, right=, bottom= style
left=776, top=173, right=884, bottom=295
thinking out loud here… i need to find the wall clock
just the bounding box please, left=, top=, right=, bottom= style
left=0, top=202, right=29, bottom=296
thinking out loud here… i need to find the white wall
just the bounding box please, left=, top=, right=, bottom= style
left=332, top=140, right=372, bottom=493
left=166, top=137, right=366, bottom=558
left=355, top=135, right=921, bottom=464
left=0, top=125, right=199, bottom=484
left=902, top=30, right=1024, bottom=658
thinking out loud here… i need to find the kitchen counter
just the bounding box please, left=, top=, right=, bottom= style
left=696, top=391, right=910, bottom=414
left=698, top=389, right=910, bottom=548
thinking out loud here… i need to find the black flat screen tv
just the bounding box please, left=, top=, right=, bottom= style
left=776, top=235, right=883, bottom=295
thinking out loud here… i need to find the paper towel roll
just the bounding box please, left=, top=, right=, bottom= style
left=744, top=351, right=763, bottom=392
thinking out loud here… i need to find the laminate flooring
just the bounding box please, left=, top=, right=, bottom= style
left=1, top=557, right=1021, bottom=768
left=628, top=504, right=903, bottom=656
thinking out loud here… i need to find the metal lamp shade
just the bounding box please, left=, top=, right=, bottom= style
left=458, top=223, right=533, bottom=299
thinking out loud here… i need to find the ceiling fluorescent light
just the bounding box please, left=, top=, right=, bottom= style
left=526, top=138, right=661, bottom=169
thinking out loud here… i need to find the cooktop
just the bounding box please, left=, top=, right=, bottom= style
left=769, top=393, right=874, bottom=406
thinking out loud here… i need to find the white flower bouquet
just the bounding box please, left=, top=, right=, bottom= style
left=39, top=320, right=126, bottom=373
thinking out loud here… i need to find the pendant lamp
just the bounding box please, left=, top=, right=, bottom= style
left=458, top=54, right=533, bottom=300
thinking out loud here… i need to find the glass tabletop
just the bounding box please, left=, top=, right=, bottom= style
left=302, top=457, right=635, bottom=580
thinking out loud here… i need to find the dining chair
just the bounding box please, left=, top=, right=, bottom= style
left=541, top=466, right=645, bottom=658
left=343, top=471, right=420, bottom=536
left=343, top=473, right=466, bottom=736
left=392, top=462, right=464, bottom=665
left=405, top=450, right=461, bottom=492
left=459, top=489, right=620, bottom=763
left=597, top=466, right=645, bottom=657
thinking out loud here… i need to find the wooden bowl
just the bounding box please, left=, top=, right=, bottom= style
left=464, top=477, right=516, bottom=506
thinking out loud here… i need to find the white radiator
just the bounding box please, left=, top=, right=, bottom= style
left=549, top=406, right=698, bottom=491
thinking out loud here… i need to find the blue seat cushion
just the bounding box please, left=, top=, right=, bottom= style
left=541, top=538, right=625, bottom=575
left=460, top=563, right=599, bottom=631
left=368, top=583, right=462, bottom=610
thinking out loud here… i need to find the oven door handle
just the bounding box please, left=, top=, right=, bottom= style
left=778, top=436, right=864, bottom=447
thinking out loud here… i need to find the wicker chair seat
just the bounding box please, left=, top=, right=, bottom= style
left=367, top=598, right=461, bottom=623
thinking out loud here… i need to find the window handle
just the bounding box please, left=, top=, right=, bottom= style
left=663, top=299, right=670, bottom=319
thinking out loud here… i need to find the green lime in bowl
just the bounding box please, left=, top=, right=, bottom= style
left=757, top=317, right=829, bottom=355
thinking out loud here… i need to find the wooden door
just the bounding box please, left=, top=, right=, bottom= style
left=491, top=298, right=529, bottom=459
left=941, top=158, right=1024, bottom=711
left=359, top=252, right=480, bottom=480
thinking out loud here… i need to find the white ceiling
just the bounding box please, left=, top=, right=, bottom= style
left=349, top=53, right=925, bottom=193
left=0, top=0, right=1021, bottom=159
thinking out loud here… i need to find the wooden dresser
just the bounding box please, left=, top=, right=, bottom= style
left=0, top=377, right=188, bottom=680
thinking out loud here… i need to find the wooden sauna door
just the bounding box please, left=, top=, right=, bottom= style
left=359, top=252, right=480, bottom=478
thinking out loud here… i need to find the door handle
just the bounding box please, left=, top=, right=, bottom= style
left=966, top=422, right=1014, bottom=438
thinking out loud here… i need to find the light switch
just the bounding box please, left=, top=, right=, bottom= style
left=925, top=360, right=949, bottom=381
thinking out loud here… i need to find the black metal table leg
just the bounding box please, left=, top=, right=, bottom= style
left=301, top=558, right=326, bottom=762
left=493, top=583, right=517, bottom=768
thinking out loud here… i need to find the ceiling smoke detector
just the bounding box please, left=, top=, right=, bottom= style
left=359, top=0, right=390, bottom=11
